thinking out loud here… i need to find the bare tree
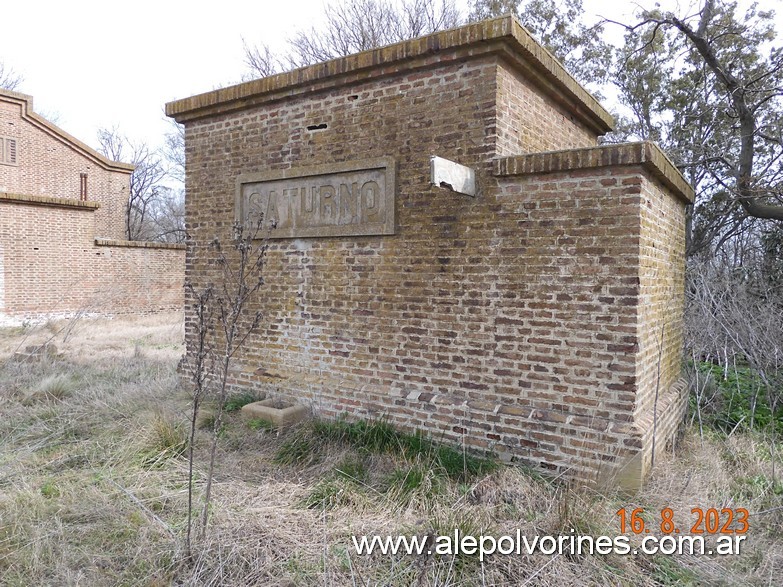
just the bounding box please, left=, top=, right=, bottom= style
left=686, top=257, right=782, bottom=433
left=0, top=61, right=23, bottom=91
left=97, top=126, right=170, bottom=241
left=390, top=0, right=462, bottom=40
left=244, top=0, right=461, bottom=77
left=156, top=121, right=188, bottom=244
left=163, top=119, right=186, bottom=185
left=146, top=187, right=186, bottom=243
left=242, top=39, right=280, bottom=79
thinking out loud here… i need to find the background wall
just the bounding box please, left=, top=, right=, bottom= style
left=0, top=195, right=184, bottom=318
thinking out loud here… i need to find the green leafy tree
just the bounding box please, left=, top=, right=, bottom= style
left=471, top=0, right=783, bottom=257
left=611, top=0, right=783, bottom=256
left=468, top=0, right=612, bottom=91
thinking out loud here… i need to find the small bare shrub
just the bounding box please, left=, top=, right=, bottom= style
left=182, top=221, right=269, bottom=555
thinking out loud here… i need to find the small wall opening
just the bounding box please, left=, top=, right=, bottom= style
left=80, top=173, right=88, bottom=201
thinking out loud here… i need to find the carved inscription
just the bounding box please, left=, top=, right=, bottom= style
left=236, top=158, right=396, bottom=238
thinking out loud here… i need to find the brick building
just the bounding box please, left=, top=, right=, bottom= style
left=0, top=88, right=184, bottom=320
left=167, top=16, right=694, bottom=489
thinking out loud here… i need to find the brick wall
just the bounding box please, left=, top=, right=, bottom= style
left=495, top=62, right=596, bottom=156
left=494, top=144, right=691, bottom=487
left=0, top=89, right=184, bottom=320
left=168, top=16, right=692, bottom=488
left=0, top=194, right=184, bottom=318
left=632, top=168, right=690, bottom=485
left=0, top=89, right=132, bottom=240
left=0, top=235, right=5, bottom=314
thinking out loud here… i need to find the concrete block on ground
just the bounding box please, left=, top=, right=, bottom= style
left=241, top=398, right=310, bottom=428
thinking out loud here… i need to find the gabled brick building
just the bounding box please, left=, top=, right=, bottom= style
left=0, top=88, right=184, bottom=320
left=167, top=16, right=694, bottom=489
left=0, top=88, right=132, bottom=239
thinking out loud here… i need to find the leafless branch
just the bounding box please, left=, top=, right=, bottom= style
left=0, top=61, right=23, bottom=91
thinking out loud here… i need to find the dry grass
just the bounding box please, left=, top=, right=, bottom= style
left=0, top=313, right=781, bottom=586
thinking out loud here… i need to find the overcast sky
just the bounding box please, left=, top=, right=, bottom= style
left=1, top=0, right=322, bottom=151
left=2, top=0, right=779, bottom=160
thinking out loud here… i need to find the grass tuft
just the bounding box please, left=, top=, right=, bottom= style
left=40, top=480, right=61, bottom=499
left=304, top=478, right=344, bottom=509
left=197, top=411, right=216, bottom=431
left=334, top=455, right=369, bottom=483
left=274, top=432, right=321, bottom=466
left=273, top=417, right=497, bottom=511
left=140, top=413, right=187, bottom=467
left=383, top=462, right=443, bottom=505
left=224, top=392, right=263, bottom=412
left=25, top=374, right=77, bottom=403
left=308, top=417, right=498, bottom=481
left=246, top=418, right=275, bottom=432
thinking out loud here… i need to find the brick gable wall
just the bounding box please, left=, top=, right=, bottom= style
left=0, top=90, right=184, bottom=320
left=0, top=92, right=129, bottom=240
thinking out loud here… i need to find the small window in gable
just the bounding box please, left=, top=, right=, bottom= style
left=1, top=137, right=17, bottom=166
left=80, top=173, right=88, bottom=200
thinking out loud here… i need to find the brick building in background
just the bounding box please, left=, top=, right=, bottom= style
left=0, top=88, right=184, bottom=320
left=167, top=16, right=694, bottom=489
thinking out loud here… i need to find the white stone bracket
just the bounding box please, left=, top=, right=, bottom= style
left=430, top=156, right=476, bottom=197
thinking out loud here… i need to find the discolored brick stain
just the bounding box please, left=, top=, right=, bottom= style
left=168, top=16, right=692, bottom=490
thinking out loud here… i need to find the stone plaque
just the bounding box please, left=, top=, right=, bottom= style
left=236, top=158, right=396, bottom=238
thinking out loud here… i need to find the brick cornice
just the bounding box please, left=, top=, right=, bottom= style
left=494, top=142, right=695, bottom=204
left=0, top=89, right=135, bottom=175
left=94, top=238, right=186, bottom=250
left=0, top=191, right=100, bottom=210
left=165, top=15, right=613, bottom=135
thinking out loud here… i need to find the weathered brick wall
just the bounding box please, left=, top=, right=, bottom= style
left=632, top=169, right=690, bottom=483
left=495, top=62, right=597, bottom=156
left=169, top=16, right=691, bottom=488
left=0, top=90, right=131, bottom=240
left=0, top=195, right=184, bottom=317
left=637, top=172, right=688, bottom=411
left=493, top=144, right=692, bottom=486
left=488, top=166, right=644, bottom=481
